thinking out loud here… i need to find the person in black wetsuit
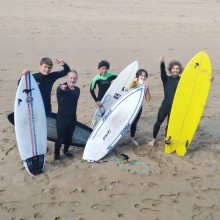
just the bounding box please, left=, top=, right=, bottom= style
left=90, top=60, right=117, bottom=108
left=21, top=57, right=71, bottom=114
left=148, top=56, right=183, bottom=146
left=54, top=70, right=80, bottom=160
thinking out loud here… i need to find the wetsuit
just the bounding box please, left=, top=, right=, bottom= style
left=129, top=81, right=146, bottom=138
left=55, top=83, right=80, bottom=156
left=152, top=62, right=180, bottom=138
left=33, top=63, right=70, bottom=113
left=90, top=72, right=117, bottom=102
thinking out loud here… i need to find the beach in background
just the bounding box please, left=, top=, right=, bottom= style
left=0, top=0, right=220, bottom=219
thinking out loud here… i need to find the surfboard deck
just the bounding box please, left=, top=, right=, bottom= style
left=8, top=112, right=92, bottom=147
left=165, top=51, right=212, bottom=156
left=91, top=61, right=138, bottom=129
left=83, top=85, right=145, bottom=162
left=14, top=72, right=47, bottom=176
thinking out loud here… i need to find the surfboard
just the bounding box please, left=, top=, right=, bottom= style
left=14, top=72, right=47, bottom=176
left=83, top=85, right=145, bottom=162
left=91, top=61, right=139, bottom=129
left=8, top=112, right=92, bottom=147
left=165, top=51, right=212, bottom=156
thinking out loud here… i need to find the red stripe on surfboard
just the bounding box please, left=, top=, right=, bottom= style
left=25, top=73, right=35, bottom=156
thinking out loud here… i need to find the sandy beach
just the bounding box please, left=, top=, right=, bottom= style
left=1, top=0, right=220, bottom=219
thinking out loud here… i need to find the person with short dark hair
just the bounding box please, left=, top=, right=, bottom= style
left=21, top=57, right=71, bottom=114
left=90, top=60, right=117, bottom=108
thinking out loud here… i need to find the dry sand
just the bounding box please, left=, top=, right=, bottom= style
left=0, top=0, right=220, bottom=219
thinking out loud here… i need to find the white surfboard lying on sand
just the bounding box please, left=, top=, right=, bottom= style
left=83, top=85, right=145, bottom=162
left=91, top=61, right=139, bottom=129
left=14, top=72, right=47, bottom=176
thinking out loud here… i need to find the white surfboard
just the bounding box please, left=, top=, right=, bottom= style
left=14, top=72, right=47, bottom=176
left=83, top=85, right=145, bottom=162
left=91, top=61, right=139, bottom=129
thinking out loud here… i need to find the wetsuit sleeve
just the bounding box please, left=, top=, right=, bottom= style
left=90, top=82, right=99, bottom=102
left=160, top=62, right=168, bottom=83
left=57, top=86, right=64, bottom=96
left=52, top=63, right=71, bottom=81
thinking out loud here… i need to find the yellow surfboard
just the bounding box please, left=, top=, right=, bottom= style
left=165, top=51, right=212, bottom=156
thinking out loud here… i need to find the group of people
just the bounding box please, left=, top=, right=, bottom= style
left=21, top=56, right=185, bottom=161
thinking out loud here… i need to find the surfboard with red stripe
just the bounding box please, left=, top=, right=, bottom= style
left=14, top=72, right=47, bottom=176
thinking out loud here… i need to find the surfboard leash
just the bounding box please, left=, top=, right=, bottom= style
left=95, top=154, right=149, bottom=174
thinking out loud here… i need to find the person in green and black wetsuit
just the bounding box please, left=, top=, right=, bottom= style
left=90, top=60, right=117, bottom=108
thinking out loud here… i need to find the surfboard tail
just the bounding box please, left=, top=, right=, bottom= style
left=24, top=154, right=46, bottom=176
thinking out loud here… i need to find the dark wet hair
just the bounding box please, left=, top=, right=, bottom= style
left=136, top=69, right=148, bottom=78
left=98, top=60, right=110, bottom=69
left=167, top=60, right=183, bottom=74
left=40, top=57, right=53, bottom=67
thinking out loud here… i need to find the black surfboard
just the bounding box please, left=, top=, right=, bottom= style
left=7, top=112, right=92, bottom=147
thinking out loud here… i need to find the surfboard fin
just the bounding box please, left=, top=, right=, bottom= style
left=165, top=136, right=171, bottom=145
left=24, top=154, right=45, bottom=176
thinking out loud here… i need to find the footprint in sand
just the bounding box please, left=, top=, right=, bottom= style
left=159, top=192, right=181, bottom=204
left=91, top=177, right=107, bottom=185
left=142, top=198, right=163, bottom=208
left=140, top=207, right=159, bottom=214
left=2, top=127, right=14, bottom=133
left=24, top=173, right=49, bottom=187
left=34, top=212, right=42, bottom=219
left=0, top=201, right=18, bottom=213
left=70, top=188, right=86, bottom=194
left=109, top=193, right=128, bottom=199
left=58, top=201, right=80, bottom=212
left=42, top=185, right=59, bottom=194
left=186, top=176, right=203, bottom=193
left=5, top=147, right=15, bottom=156
left=33, top=202, right=57, bottom=209
left=192, top=203, right=219, bottom=220
left=91, top=203, right=112, bottom=213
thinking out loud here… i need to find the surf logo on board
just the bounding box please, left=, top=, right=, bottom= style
left=122, top=87, right=129, bottom=92
left=18, top=99, right=22, bottom=106
left=194, top=63, right=199, bottom=68
left=102, top=109, right=112, bottom=122
left=103, top=129, right=111, bottom=141
left=26, top=96, right=34, bottom=104
left=23, top=88, right=35, bottom=94
left=113, top=93, right=121, bottom=99
left=120, top=122, right=131, bottom=136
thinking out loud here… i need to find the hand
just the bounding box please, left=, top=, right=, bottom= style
left=22, top=68, right=29, bottom=75
left=133, top=77, right=138, bottom=82
left=143, top=80, right=149, bottom=88
left=96, top=101, right=102, bottom=108
left=55, top=59, right=65, bottom=66
left=60, top=84, right=67, bottom=90
left=159, top=56, right=165, bottom=63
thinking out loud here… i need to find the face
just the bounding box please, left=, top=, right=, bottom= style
left=40, top=64, right=53, bottom=75
left=99, top=66, right=109, bottom=75
left=67, top=72, right=78, bottom=87
left=138, top=72, right=147, bottom=83
left=171, top=65, right=181, bottom=77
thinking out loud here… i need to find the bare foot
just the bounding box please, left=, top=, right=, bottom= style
left=148, top=139, right=156, bottom=146
left=131, top=137, right=139, bottom=146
